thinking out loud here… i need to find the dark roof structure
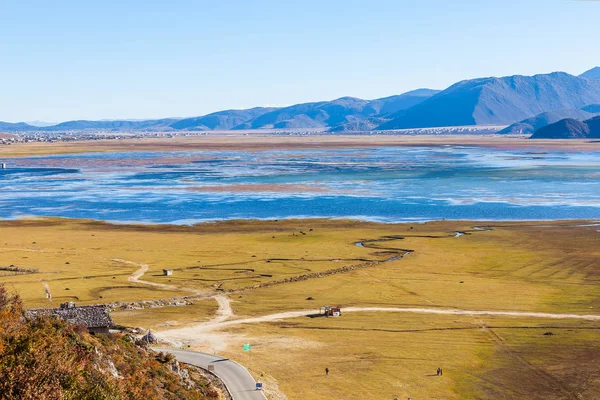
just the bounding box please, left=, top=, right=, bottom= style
left=26, top=304, right=114, bottom=329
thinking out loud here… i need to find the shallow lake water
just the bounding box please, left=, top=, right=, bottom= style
left=1, top=146, right=599, bottom=224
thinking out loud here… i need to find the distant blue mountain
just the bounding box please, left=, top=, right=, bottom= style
left=25, top=120, right=56, bottom=127
left=1, top=89, right=439, bottom=133
left=364, top=89, right=441, bottom=116
left=0, top=121, right=35, bottom=131
left=531, top=116, right=600, bottom=139
left=378, top=72, right=600, bottom=130
left=235, top=89, right=440, bottom=130
left=170, top=107, right=278, bottom=130
left=328, top=117, right=388, bottom=133
left=498, top=106, right=600, bottom=135
left=5, top=69, right=600, bottom=133
left=41, top=118, right=179, bottom=132
left=580, top=67, right=600, bottom=79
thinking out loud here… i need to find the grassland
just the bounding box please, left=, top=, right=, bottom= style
left=1, top=217, right=599, bottom=399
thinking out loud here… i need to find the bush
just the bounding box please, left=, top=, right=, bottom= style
left=0, top=285, right=216, bottom=400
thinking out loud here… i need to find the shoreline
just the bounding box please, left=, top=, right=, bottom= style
left=1, top=215, right=597, bottom=229
left=1, top=134, right=600, bottom=158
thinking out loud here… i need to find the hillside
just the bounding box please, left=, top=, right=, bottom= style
left=235, top=89, right=439, bottom=130
left=0, top=121, right=35, bottom=132
left=531, top=116, right=600, bottom=139
left=233, top=97, right=368, bottom=129
left=328, top=117, right=387, bottom=132
left=170, top=107, right=278, bottom=130
left=5, top=70, right=600, bottom=133
left=361, top=89, right=441, bottom=115
left=498, top=107, right=600, bottom=135
left=378, top=72, right=600, bottom=130
left=42, top=118, right=179, bottom=132
left=0, top=89, right=438, bottom=133
left=0, top=285, right=218, bottom=400
left=580, top=67, right=600, bottom=79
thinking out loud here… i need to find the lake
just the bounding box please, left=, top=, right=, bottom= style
left=1, top=146, right=599, bottom=224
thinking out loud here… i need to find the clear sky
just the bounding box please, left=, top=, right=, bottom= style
left=1, top=0, right=599, bottom=122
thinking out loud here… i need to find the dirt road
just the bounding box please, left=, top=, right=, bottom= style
left=163, top=303, right=600, bottom=340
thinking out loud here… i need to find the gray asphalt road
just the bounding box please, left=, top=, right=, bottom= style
left=154, top=348, right=267, bottom=400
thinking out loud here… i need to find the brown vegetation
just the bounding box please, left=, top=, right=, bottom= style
left=0, top=284, right=219, bottom=400
left=1, top=134, right=600, bottom=158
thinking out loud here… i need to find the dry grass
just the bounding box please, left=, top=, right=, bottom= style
left=1, top=135, right=600, bottom=158
left=0, top=218, right=400, bottom=307
left=1, top=218, right=599, bottom=399
left=219, top=314, right=600, bottom=400
left=111, top=298, right=218, bottom=329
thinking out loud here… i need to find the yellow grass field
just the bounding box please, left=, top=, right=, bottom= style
left=1, top=217, right=599, bottom=399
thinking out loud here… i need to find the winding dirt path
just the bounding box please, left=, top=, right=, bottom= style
left=119, top=225, right=600, bottom=347
left=113, top=258, right=204, bottom=295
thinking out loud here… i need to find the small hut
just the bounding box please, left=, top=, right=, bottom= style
left=26, top=303, right=114, bottom=334
left=163, top=269, right=173, bottom=276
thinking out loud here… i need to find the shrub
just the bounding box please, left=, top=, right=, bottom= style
left=0, top=285, right=216, bottom=400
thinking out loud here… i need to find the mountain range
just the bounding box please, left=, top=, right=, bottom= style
left=531, top=116, right=600, bottom=139
left=498, top=105, right=600, bottom=135
left=378, top=71, right=600, bottom=130
left=0, top=89, right=440, bottom=133
left=1, top=67, right=600, bottom=135
left=232, top=89, right=440, bottom=130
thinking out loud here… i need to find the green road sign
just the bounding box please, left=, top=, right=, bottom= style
left=243, top=343, right=251, bottom=351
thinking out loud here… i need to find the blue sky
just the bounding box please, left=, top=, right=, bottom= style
left=1, top=0, right=599, bottom=122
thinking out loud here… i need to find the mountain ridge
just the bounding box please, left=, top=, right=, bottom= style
left=3, top=68, right=600, bottom=133
left=498, top=106, right=600, bottom=135
left=580, top=67, right=600, bottom=79
left=531, top=115, right=600, bottom=139
left=0, top=89, right=439, bottom=133
left=378, top=72, right=600, bottom=130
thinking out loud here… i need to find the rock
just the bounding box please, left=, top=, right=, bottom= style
left=141, top=330, right=159, bottom=344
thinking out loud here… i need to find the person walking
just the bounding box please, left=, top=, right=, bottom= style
left=325, top=367, right=329, bottom=376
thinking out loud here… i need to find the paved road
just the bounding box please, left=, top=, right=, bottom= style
left=154, top=348, right=267, bottom=400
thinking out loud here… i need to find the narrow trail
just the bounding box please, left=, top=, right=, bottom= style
left=112, top=258, right=204, bottom=295
left=209, top=295, right=233, bottom=324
